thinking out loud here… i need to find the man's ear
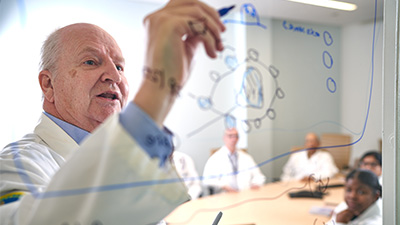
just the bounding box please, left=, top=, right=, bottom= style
left=39, top=70, right=55, bottom=103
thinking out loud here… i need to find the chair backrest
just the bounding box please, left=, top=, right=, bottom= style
left=210, top=147, right=248, bottom=156
left=320, top=133, right=352, bottom=171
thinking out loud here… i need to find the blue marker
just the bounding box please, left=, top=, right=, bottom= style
left=218, top=5, right=235, bottom=17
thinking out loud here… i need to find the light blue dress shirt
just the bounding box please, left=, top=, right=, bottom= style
left=44, top=102, right=173, bottom=166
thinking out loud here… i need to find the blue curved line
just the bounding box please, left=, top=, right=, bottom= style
left=11, top=142, right=40, bottom=198
left=170, top=2, right=379, bottom=219
left=11, top=0, right=378, bottom=200
left=256, top=0, right=377, bottom=170
left=223, top=19, right=267, bottom=29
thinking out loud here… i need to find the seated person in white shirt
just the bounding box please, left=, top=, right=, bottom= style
left=280, top=132, right=339, bottom=182
left=202, top=128, right=266, bottom=194
left=359, top=151, right=382, bottom=185
left=172, top=151, right=203, bottom=199
left=327, top=169, right=382, bottom=225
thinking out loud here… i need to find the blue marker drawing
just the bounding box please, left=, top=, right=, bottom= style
left=188, top=46, right=284, bottom=137
left=282, top=20, right=320, bottom=37
left=326, top=77, right=337, bottom=93
left=236, top=67, right=264, bottom=109
left=223, top=3, right=267, bottom=29
left=9, top=0, right=379, bottom=208
left=324, top=31, right=334, bottom=46
left=323, top=50, right=333, bottom=69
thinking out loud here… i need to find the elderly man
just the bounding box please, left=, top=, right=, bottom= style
left=0, top=1, right=225, bottom=224
left=203, top=128, right=266, bottom=193
left=281, top=132, right=339, bottom=182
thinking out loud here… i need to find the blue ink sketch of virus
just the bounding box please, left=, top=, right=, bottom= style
left=223, top=3, right=267, bottom=29
left=188, top=46, right=284, bottom=137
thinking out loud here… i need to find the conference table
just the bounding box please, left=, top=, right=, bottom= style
left=165, top=177, right=345, bottom=225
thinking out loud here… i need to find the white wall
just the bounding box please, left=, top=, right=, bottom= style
left=268, top=19, right=342, bottom=179
left=340, top=20, right=383, bottom=165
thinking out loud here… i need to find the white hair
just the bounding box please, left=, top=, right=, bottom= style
left=39, top=27, right=63, bottom=77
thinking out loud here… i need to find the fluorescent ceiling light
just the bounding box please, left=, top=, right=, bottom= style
left=288, top=0, right=357, bottom=11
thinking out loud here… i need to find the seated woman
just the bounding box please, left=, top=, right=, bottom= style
left=327, top=169, right=382, bottom=225
left=359, top=151, right=382, bottom=185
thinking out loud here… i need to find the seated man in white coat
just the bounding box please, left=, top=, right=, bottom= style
left=281, top=132, right=339, bottom=182
left=0, top=1, right=225, bottom=224
left=172, top=151, right=203, bottom=199
left=203, top=128, right=266, bottom=193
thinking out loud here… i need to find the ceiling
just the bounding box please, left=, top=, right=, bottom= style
left=139, top=0, right=383, bottom=26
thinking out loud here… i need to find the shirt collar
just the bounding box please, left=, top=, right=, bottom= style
left=223, top=146, right=238, bottom=156
left=43, top=112, right=90, bottom=145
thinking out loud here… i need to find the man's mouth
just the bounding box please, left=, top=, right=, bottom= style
left=97, top=92, right=119, bottom=101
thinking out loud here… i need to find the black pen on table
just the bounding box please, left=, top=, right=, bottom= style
left=212, top=211, right=223, bottom=225
left=218, top=5, right=235, bottom=17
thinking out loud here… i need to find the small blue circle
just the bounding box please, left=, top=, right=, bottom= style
left=225, top=114, right=236, bottom=128
left=323, top=31, right=333, bottom=46
left=326, top=77, right=337, bottom=93
left=266, top=108, right=276, bottom=120
left=198, top=97, right=212, bottom=110
left=322, top=51, right=333, bottom=69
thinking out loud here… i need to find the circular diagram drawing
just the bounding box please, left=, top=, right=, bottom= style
left=188, top=46, right=285, bottom=137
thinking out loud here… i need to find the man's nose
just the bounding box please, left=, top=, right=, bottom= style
left=101, top=62, right=122, bottom=84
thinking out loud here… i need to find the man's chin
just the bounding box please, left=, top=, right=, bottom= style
left=93, top=109, right=120, bottom=123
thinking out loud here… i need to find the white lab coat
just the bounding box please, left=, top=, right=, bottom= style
left=326, top=200, right=382, bottom=225
left=202, top=146, right=266, bottom=192
left=280, top=150, right=339, bottom=181
left=0, top=113, right=189, bottom=225
left=172, top=151, right=202, bottom=199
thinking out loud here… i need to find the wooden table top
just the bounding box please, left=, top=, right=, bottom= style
left=166, top=177, right=345, bottom=225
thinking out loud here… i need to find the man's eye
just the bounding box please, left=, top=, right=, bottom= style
left=116, top=65, right=123, bottom=71
left=84, top=60, right=96, bottom=65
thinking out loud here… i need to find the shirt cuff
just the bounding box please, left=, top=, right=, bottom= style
left=119, top=102, right=173, bottom=167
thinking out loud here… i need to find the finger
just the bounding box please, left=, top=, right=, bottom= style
left=164, top=5, right=224, bottom=51
left=166, top=0, right=225, bottom=29
left=192, top=0, right=226, bottom=31
left=183, top=20, right=217, bottom=58
left=186, top=31, right=217, bottom=58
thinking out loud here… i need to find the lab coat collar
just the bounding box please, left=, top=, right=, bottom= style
left=355, top=199, right=382, bottom=221
left=34, top=113, right=79, bottom=160
left=221, top=145, right=238, bottom=156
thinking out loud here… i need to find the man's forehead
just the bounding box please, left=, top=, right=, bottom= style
left=77, top=45, right=125, bottom=63
left=225, top=129, right=238, bottom=135
left=61, top=24, right=122, bottom=55
left=306, top=133, right=318, bottom=140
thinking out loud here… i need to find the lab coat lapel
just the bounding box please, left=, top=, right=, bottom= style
left=34, top=113, right=79, bottom=160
